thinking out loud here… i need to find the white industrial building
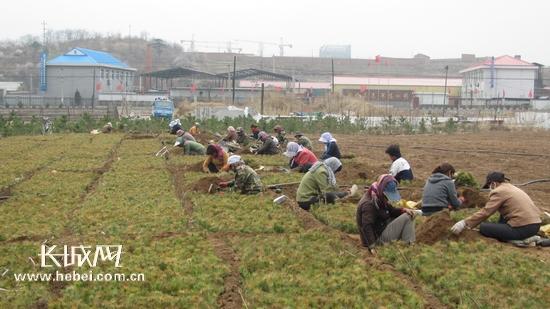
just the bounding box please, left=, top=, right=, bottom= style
left=460, top=55, right=537, bottom=106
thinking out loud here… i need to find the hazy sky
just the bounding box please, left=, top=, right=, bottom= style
left=3, top=0, right=550, bottom=64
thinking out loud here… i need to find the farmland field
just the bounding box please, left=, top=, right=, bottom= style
left=1, top=131, right=549, bottom=308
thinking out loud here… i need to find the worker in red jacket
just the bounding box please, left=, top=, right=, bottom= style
left=283, top=142, right=318, bottom=173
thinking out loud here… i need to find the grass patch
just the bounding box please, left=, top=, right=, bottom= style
left=379, top=241, right=550, bottom=308
left=311, top=203, right=358, bottom=234
left=229, top=231, right=425, bottom=308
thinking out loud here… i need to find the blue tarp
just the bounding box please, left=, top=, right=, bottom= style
left=47, top=47, right=130, bottom=69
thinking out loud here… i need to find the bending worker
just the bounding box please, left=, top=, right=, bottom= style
left=254, top=131, right=279, bottom=155
left=421, top=163, right=464, bottom=215
left=203, top=144, right=230, bottom=173
left=250, top=124, right=261, bottom=140
left=189, top=122, right=201, bottom=136
left=451, top=171, right=542, bottom=242
left=385, top=144, right=413, bottom=183
left=175, top=139, right=205, bottom=155
left=294, top=132, right=312, bottom=150
left=169, top=119, right=182, bottom=135
left=356, top=174, right=422, bottom=254
left=273, top=125, right=287, bottom=146
left=218, top=155, right=263, bottom=195
left=236, top=127, right=250, bottom=146
left=176, top=129, right=196, bottom=143
left=318, top=132, right=341, bottom=160
left=296, top=157, right=357, bottom=211
left=283, top=142, right=318, bottom=173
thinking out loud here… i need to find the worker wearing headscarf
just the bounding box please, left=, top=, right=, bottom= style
left=356, top=174, right=421, bottom=253
left=101, top=122, right=113, bottom=133
left=203, top=144, right=230, bottom=173
left=296, top=157, right=354, bottom=211
left=318, top=132, right=341, bottom=160
left=254, top=131, right=279, bottom=155
left=224, top=126, right=238, bottom=142
left=284, top=142, right=318, bottom=173
left=169, top=119, right=182, bottom=135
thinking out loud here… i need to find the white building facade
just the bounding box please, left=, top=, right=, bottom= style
left=460, top=55, right=537, bottom=106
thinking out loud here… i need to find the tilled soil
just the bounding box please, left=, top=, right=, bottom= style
left=195, top=132, right=220, bottom=145
left=192, top=176, right=227, bottom=193
left=459, top=187, right=489, bottom=208
left=335, top=131, right=550, bottom=213
left=416, top=210, right=485, bottom=244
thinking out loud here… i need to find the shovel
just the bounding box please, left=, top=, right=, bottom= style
left=155, top=146, right=168, bottom=157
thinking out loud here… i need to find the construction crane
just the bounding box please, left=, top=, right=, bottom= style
left=233, top=38, right=292, bottom=57
left=180, top=38, right=242, bottom=53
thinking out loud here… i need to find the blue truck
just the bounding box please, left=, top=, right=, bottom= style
left=152, top=97, right=175, bottom=119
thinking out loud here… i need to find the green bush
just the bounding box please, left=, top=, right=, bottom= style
left=454, top=171, right=480, bottom=188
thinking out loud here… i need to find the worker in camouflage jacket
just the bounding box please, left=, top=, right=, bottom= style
left=236, top=127, right=251, bottom=146
left=273, top=125, right=288, bottom=146
left=219, top=155, right=263, bottom=194
left=294, top=132, right=313, bottom=150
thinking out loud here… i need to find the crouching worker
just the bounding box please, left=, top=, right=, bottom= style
left=283, top=142, right=318, bottom=173
left=356, top=174, right=422, bottom=254
left=176, top=129, right=196, bottom=143
left=175, top=139, right=205, bottom=155
left=294, top=132, right=312, bottom=150
left=451, top=171, right=542, bottom=242
left=203, top=144, right=229, bottom=173
left=102, top=122, right=113, bottom=133
left=254, top=131, right=279, bottom=155
left=169, top=119, right=182, bottom=135
left=236, top=127, right=250, bottom=146
left=296, top=158, right=356, bottom=211
left=422, top=163, right=464, bottom=215
left=385, top=144, right=413, bottom=183
left=189, top=122, right=200, bottom=136
left=218, top=155, right=263, bottom=195
left=318, top=132, right=341, bottom=160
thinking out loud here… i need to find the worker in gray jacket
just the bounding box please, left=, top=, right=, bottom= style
left=421, top=163, right=464, bottom=215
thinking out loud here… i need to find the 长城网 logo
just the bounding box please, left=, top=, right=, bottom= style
left=39, top=245, right=123, bottom=268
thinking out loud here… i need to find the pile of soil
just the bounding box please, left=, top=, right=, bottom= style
left=459, top=187, right=488, bottom=208
left=338, top=162, right=376, bottom=184
left=195, top=132, right=219, bottom=145
left=192, top=176, right=225, bottom=193
left=416, top=210, right=455, bottom=245
left=416, top=210, right=483, bottom=244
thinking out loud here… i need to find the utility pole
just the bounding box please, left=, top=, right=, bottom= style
left=232, top=56, right=236, bottom=104
left=331, top=58, right=335, bottom=94
left=443, top=65, right=449, bottom=114
left=260, top=83, right=264, bottom=115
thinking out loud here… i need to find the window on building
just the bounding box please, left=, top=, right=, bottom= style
left=100, top=69, right=104, bottom=79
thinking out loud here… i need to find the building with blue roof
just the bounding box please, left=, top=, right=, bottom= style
left=45, top=48, right=137, bottom=101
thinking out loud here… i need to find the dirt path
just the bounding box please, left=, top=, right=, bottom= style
left=79, top=137, right=125, bottom=201
left=208, top=235, right=245, bottom=309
